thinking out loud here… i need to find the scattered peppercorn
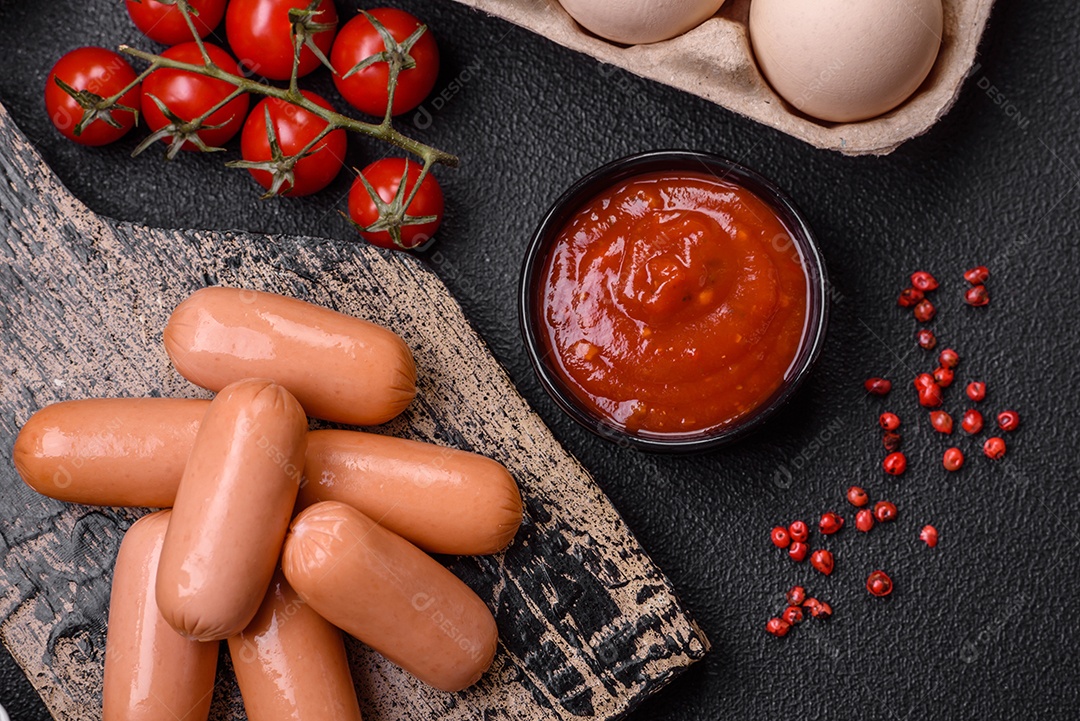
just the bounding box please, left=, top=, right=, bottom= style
left=938, top=348, right=960, bottom=369
left=819, top=512, right=844, bottom=535
left=873, top=500, right=898, bottom=523
left=963, top=266, right=989, bottom=284
left=961, top=409, right=984, bottom=434
left=765, top=266, right=1020, bottom=635
left=856, top=508, right=874, bottom=532
left=897, top=287, right=925, bottom=308
left=847, top=486, right=869, bottom=507
left=930, top=410, right=954, bottom=434
left=883, top=451, right=907, bottom=475
left=766, top=617, right=791, bottom=637
left=984, top=437, right=1007, bottom=460
left=943, top=447, right=965, bottom=472
left=788, top=520, right=809, bottom=543
left=810, top=549, right=835, bottom=576
left=913, top=298, right=937, bottom=323
left=965, top=285, right=989, bottom=307
left=918, top=383, right=944, bottom=408
left=804, top=599, right=833, bottom=618
left=997, top=410, right=1020, bottom=432
left=866, top=570, right=894, bottom=597
left=966, top=381, right=987, bottom=402
left=865, top=377, right=892, bottom=396
left=914, top=373, right=936, bottom=390
left=933, top=366, right=955, bottom=388
left=910, top=271, right=939, bottom=292
left=788, top=542, right=809, bottom=562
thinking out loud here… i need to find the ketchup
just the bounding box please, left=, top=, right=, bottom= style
left=539, top=171, right=810, bottom=436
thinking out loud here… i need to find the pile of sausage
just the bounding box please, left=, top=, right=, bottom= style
left=13, top=287, right=524, bottom=720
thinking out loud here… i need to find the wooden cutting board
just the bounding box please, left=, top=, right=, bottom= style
left=0, top=102, right=707, bottom=719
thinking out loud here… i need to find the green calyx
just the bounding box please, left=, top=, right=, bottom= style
left=54, top=76, right=139, bottom=137
left=224, top=103, right=329, bottom=198
left=346, top=163, right=438, bottom=250
left=132, top=92, right=240, bottom=160
left=343, top=11, right=427, bottom=79
left=288, top=0, right=337, bottom=76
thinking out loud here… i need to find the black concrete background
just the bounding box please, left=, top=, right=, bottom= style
left=2, top=1, right=1080, bottom=719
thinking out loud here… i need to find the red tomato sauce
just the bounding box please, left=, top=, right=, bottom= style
left=539, top=171, right=810, bottom=436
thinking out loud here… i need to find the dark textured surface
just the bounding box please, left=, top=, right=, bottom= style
left=1, top=0, right=1080, bottom=719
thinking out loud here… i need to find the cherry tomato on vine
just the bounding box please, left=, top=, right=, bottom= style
left=331, top=8, right=439, bottom=117
left=226, top=0, right=338, bottom=81
left=239, top=91, right=347, bottom=197
left=141, top=42, right=250, bottom=152
left=125, top=0, right=227, bottom=46
left=348, top=158, right=444, bottom=250
left=45, top=47, right=141, bottom=147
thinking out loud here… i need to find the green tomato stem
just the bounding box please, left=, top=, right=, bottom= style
left=177, top=0, right=213, bottom=65
left=117, top=46, right=458, bottom=169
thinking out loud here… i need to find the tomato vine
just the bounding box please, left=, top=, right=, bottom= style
left=63, top=0, right=457, bottom=245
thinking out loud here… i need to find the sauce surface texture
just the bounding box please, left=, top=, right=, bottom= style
left=540, top=170, right=810, bottom=436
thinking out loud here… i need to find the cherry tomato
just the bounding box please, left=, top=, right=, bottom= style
left=125, top=0, right=227, bottom=46
left=331, top=8, right=439, bottom=117
left=141, top=42, right=250, bottom=152
left=45, top=47, right=141, bottom=146
left=348, top=158, right=444, bottom=249
left=239, top=91, right=347, bottom=196
left=226, top=0, right=338, bottom=81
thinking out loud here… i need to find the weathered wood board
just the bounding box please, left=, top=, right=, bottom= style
left=0, top=102, right=707, bottom=720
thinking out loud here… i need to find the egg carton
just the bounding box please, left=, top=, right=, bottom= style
left=451, top=0, right=995, bottom=156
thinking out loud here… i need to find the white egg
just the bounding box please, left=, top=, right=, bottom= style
left=749, top=0, right=943, bottom=123
left=558, top=0, right=727, bottom=46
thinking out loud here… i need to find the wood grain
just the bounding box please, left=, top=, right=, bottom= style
left=0, top=102, right=707, bottom=720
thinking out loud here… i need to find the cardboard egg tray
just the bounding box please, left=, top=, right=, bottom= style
left=452, top=0, right=995, bottom=155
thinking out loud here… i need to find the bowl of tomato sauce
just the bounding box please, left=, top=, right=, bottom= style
left=519, top=151, right=828, bottom=453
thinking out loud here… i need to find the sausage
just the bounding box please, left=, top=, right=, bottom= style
left=156, top=379, right=308, bottom=641
left=300, top=429, right=522, bottom=555
left=12, top=398, right=209, bottom=507
left=14, top=406, right=523, bottom=558
left=228, top=571, right=363, bottom=721
left=163, top=287, right=417, bottom=426
left=103, top=510, right=218, bottom=721
left=282, top=501, right=498, bottom=693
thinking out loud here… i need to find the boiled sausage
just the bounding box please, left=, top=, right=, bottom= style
left=13, top=398, right=208, bottom=507
left=283, top=501, right=498, bottom=692
left=164, top=287, right=416, bottom=425
left=228, top=571, right=363, bottom=721
left=156, top=379, right=307, bottom=641
left=301, top=429, right=522, bottom=555
left=103, top=510, right=218, bottom=721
